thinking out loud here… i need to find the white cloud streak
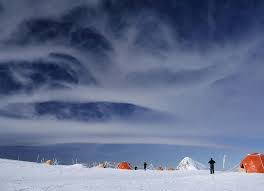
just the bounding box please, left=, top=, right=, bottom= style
left=0, top=0, right=263, bottom=149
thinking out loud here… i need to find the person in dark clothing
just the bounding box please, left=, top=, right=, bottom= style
left=143, top=162, right=147, bottom=171
left=134, top=166, right=138, bottom=170
left=208, top=158, right=216, bottom=174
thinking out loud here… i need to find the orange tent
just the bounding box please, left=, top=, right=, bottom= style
left=240, top=153, right=264, bottom=173
left=117, top=162, right=132, bottom=170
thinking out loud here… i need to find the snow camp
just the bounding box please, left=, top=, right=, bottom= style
left=0, top=0, right=264, bottom=190
left=1, top=155, right=264, bottom=191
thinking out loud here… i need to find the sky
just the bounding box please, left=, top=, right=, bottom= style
left=0, top=0, right=264, bottom=167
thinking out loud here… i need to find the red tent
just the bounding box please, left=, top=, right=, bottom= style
left=240, top=153, right=264, bottom=173
left=117, top=162, right=132, bottom=170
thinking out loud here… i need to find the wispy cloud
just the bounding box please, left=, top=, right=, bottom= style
left=0, top=0, right=263, bottom=150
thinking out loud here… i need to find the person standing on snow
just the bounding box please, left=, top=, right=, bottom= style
left=143, top=162, right=147, bottom=171
left=208, top=158, right=216, bottom=174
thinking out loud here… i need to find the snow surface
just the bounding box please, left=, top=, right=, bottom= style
left=176, top=157, right=207, bottom=170
left=0, top=159, right=264, bottom=191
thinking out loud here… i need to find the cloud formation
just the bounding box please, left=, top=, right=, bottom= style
left=0, top=0, right=263, bottom=150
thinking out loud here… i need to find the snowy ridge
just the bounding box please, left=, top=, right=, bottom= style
left=177, top=157, right=207, bottom=170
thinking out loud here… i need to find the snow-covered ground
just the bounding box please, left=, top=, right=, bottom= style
left=0, top=159, right=263, bottom=191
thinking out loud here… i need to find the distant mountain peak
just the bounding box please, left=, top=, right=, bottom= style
left=177, top=157, right=206, bottom=170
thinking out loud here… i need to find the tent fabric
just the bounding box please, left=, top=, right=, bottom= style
left=117, top=162, right=132, bottom=170
left=45, top=160, right=53, bottom=165
left=240, top=153, right=264, bottom=173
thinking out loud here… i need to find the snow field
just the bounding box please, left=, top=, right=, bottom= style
left=0, top=159, right=263, bottom=191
